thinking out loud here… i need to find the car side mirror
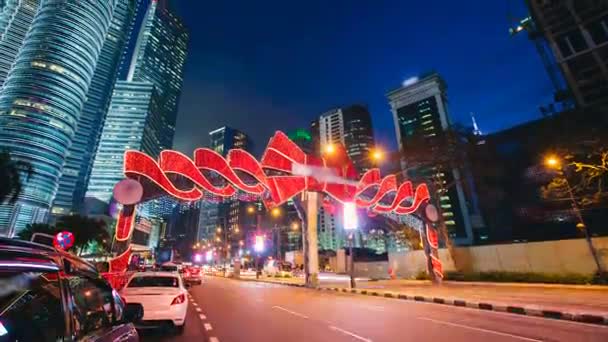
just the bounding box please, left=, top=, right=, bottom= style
left=123, top=303, right=144, bottom=323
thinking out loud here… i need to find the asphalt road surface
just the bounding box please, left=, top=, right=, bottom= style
left=141, top=276, right=608, bottom=342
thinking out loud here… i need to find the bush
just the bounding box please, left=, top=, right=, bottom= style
left=283, top=273, right=292, bottom=278
left=444, top=271, right=595, bottom=285
left=414, top=271, right=430, bottom=280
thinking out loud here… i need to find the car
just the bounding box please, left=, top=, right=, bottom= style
left=0, top=237, right=144, bottom=342
left=120, top=272, right=189, bottom=334
left=159, top=262, right=179, bottom=272
left=181, top=266, right=202, bottom=285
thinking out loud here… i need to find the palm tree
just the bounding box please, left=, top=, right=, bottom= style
left=56, top=215, right=110, bottom=255
left=0, top=149, right=33, bottom=204
left=17, top=223, right=60, bottom=241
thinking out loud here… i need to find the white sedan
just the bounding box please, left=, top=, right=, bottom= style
left=120, top=272, right=189, bottom=333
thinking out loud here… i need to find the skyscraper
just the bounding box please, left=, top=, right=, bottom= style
left=387, top=72, right=475, bottom=245
left=126, top=0, right=188, bottom=151
left=85, top=0, right=188, bottom=213
left=198, top=127, right=252, bottom=244
left=0, top=1, right=116, bottom=236
left=0, top=0, right=40, bottom=87
left=527, top=1, right=608, bottom=108
left=311, top=105, right=375, bottom=251
left=85, top=81, right=162, bottom=203
left=316, top=105, right=375, bottom=175
left=52, top=0, right=137, bottom=216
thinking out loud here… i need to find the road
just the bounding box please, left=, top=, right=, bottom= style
left=142, top=276, right=608, bottom=342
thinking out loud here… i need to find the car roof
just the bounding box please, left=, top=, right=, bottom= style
left=131, top=271, right=180, bottom=277
left=0, top=237, right=97, bottom=274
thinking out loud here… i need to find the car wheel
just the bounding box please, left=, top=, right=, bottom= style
left=174, top=323, right=185, bottom=335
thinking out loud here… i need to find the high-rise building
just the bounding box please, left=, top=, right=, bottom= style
left=316, top=105, right=375, bottom=175
left=0, top=0, right=40, bottom=87
left=528, top=1, right=608, bottom=108
left=0, top=1, right=116, bottom=236
left=85, top=81, right=162, bottom=203
left=85, top=0, right=188, bottom=219
left=201, top=127, right=252, bottom=244
left=52, top=0, right=137, bottom=216
left=311, top=105, right=375, bottom=251
left=126, top=0, right=188, bottom=151
left=387, top=72, right=475, bottom=245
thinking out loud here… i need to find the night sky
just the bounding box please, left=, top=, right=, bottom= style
left=172, top=1, right=553, bottom=156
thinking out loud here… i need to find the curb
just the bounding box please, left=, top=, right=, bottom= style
left=320, top=287, right=608, bottom=326
left=224, top=276, right=608, bottom=326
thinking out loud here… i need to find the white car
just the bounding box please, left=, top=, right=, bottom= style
left=120, top=272, right=189, bottom=333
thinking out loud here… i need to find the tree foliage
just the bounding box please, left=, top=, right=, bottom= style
left=16, top=215, right=110, bottom=255
left=542, top=140, right=608, bottom=208
left=0, top=149, right=33, bottom=204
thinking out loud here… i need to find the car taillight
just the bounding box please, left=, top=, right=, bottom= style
left=171, top=293, right=186, bottom=305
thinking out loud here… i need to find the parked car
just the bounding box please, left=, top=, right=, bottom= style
left=0, top=237, right=144, bottom=341
left=159, top=262, right=179, bottom=272
left=120, top=272, right=189, bottom=334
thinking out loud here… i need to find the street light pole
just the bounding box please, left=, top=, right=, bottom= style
left=563, top=175, right=604, bottom=274
left=348, top=233, right=355, bottom=289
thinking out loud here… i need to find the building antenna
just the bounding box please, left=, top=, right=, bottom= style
left=470, top=112, right=483, bottom=136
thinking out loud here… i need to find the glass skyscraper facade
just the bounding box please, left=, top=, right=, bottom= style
left=126, top=0, right=188, bottom=151
left=388, top=72, right=474, bottom=245
left=0, top=0, right=116, bottom=236
left=86, top=81, right=162, bottom=203
left=0, top=0, right=40, bottom=87
left=53, top=0, right=137, bottom=216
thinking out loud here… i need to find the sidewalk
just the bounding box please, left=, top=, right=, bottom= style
left=234, top=274, right=608, bottom=324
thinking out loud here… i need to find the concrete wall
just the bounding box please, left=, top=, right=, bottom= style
left=387, top=237, right=608, bottom=278
left=353, top=261, right=390, bottom=279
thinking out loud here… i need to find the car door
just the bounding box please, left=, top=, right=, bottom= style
left=65, top=273, right=138, bottom=342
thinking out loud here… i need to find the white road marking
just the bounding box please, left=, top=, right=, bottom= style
left=329, top=326, right=372, bottom=342
left=199, top=314, right=207, bottom=320
left=272, top=306, right=309, bottom=319
left=192, top=302, right=198, bottom=307
left=417, top=317, right=543, bottom=342
left=196, top=307, right=202, bottom=312
left=204, top=323, right=213, bottom=331
left=209, top=337, right=219, bottom=342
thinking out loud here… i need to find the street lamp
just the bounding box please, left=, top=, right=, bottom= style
left=216, top=227, right=222, bottom=233
left=371, top=147, right=384, bottom=163
left=544, top=154, right=604, bottom=274
left=291, top=222, right=299, bottom=231
left=271, top=207, right=281, bottom=218
left=247, top=206, right=256, bottom=214
left=324, top=143, right=335, bottom=155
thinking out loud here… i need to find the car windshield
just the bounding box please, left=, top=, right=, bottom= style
left=128, top=276, right=178, bottom=288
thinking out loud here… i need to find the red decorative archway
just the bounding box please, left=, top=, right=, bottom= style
left=110, top=131, right=443, bottom=280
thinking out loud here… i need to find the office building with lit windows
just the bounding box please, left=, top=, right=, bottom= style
left=0, top=1, right=116, bottom=236
left=387, top=72, right=475, bottom=245
left=53, top=0, right=137, bottom=216
left=85, top=81, right=162, bottom=203
left=0, top=0, right=40, bottom=87
left=311, top=105, right=375, bottom=251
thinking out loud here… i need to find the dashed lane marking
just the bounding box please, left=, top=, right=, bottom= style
left=204, top=323, right=213, bottom=331
left=209, top=337, right=219, bottom=342
left=329, top=326, right=372, bottom=342
left=192, top=302, right=199, bottom=307
left=272, top=306, right=309, bottom=319
left=196, top=307, right=202, bottom=312
left=199, top=314, right=207, bottom=320
left=417, top=317, right=543, bottom=342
